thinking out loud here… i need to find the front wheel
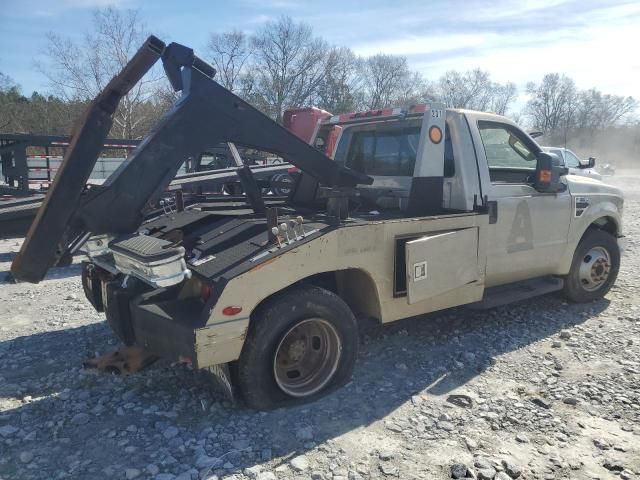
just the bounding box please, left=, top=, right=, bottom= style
left=234, top=285, right=358, bottom=410
left=563, top=229, right=620, bottom=302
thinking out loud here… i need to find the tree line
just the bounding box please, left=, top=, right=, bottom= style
left=0, top=6, right=637, bottom=165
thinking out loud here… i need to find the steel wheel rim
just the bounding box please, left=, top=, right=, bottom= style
left=273, top=318, right=342, bottom=397
left=578, top=246, right=611, bottom=292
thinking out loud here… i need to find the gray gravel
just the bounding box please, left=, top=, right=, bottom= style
left=1, top=172, right=639, bottom=480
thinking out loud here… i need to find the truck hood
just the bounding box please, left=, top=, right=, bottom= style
left=565, top=175, right=623, bottom=200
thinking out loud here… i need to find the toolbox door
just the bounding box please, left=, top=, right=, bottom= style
left=405, top=227, right=479, bottom=304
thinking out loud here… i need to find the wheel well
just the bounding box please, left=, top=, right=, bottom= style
left=251, top=269, right=382, bottom=323
left=587, top=216, right=618, bottom=237
left=297, top=269, right=382, bottom=321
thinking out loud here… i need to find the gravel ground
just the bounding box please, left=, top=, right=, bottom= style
left=1, top=172, right=639, bottom=480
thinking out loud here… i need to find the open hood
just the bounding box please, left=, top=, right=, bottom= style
left=10, top=36, right=371, bottom=283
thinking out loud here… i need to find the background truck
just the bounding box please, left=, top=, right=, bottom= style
left=542, top=146, right=602, bottom=181
left=11, top=37, right=624, bottom=409
left=0, top=134, right=140, bottom=239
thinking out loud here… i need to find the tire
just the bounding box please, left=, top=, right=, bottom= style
left=234, top=284, right=358, bottom=410
left=270, top=173, right=294, bottom=196
left=563, top=229, right=620, bottom=302
left=223, top=183, right=243, bottom=196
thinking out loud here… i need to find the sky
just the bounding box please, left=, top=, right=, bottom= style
left=1, top=0, right=639, bottom=109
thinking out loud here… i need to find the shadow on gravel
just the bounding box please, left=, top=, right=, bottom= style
left=0, top=293, right=612, bottom=478
left=0, top=263, right=82, bottom=284
left=0, top=251, right=17, bottom=262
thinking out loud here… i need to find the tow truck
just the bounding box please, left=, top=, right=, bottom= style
left=11, top=37, right=623, bottom=409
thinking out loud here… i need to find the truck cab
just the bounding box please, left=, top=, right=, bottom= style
left=11, top=38, right=624, bottom=409
left=299, top=106, right=622, bottom=288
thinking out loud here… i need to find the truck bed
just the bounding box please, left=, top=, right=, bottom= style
left=0, top=195, right=45, bottom=239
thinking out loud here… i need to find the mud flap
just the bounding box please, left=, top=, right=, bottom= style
left=201, top=363, right=237, bottom=404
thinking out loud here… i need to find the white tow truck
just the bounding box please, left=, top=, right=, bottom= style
left=12, top=37, right=624, bottom=409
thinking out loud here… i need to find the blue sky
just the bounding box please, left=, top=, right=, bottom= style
left=1, top=0, right=639, bottom=107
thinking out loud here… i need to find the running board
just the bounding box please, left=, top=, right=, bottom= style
left=469, top=276, right=563, bottom=310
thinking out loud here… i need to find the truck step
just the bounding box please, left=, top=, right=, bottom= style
left=469, top=276, right=564, bottom=310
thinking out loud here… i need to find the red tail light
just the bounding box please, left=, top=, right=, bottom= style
left=222, top=305, right=243, bottom=316
left=200, top=283, right=212, bottom=302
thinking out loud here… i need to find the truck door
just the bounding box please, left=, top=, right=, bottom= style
left=405, top=227, right=480, bottom=304
left=474, top=120, right=572, bottom=286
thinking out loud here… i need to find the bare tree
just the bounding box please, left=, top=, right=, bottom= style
left=359, top=54, right=412, bottom=110
left=600, top=94, right=637, bottom=125
left=574, top=88, right=637, bottom=129
left=525, top=73, right=578, bottom=131
left=434, top=68, right=514, bottom=114
left=0, top=72, right=16, bottom=91
left=489, top=82, right=517, bottom=115
left=250, top=16, right=333, bottom=123
left=206, top=30, right=252, bottom=92
left=37, top=7, right=161, bottom=138
left=392, top=71, right=435, bottom=108
left=437, top=70, right=482, bottom=109
left=315, top=47, right=362, bottom=113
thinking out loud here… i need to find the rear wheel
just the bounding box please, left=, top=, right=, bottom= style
left=563, top=229, right=620, bottom=302
left=223, top=183, right=243, bottom=196
left=235, top=285, right=358, bottom=409
left=270, top=173, right=294, bottom=196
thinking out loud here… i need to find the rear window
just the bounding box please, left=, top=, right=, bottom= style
left=345, top=128, right=420, bottom=176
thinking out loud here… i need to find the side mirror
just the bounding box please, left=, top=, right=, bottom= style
left=535, top=152, right=567, bottom=193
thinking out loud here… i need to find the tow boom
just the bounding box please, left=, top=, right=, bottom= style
left=11, top=36, right=371, bottom=283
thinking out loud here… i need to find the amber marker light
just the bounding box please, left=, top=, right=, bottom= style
left=539, top=170, right=552, bottom=183
left=429, top=126, right=443, bottom=144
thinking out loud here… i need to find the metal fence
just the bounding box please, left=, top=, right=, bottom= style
left=26, top=157, right=187, bottom=187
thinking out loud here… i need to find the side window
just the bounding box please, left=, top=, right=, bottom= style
left=564, top=150, right=581, bottom=168
left=478, top=123, right=536, bottom=169
left=478, top=122, right=537, bottom=183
